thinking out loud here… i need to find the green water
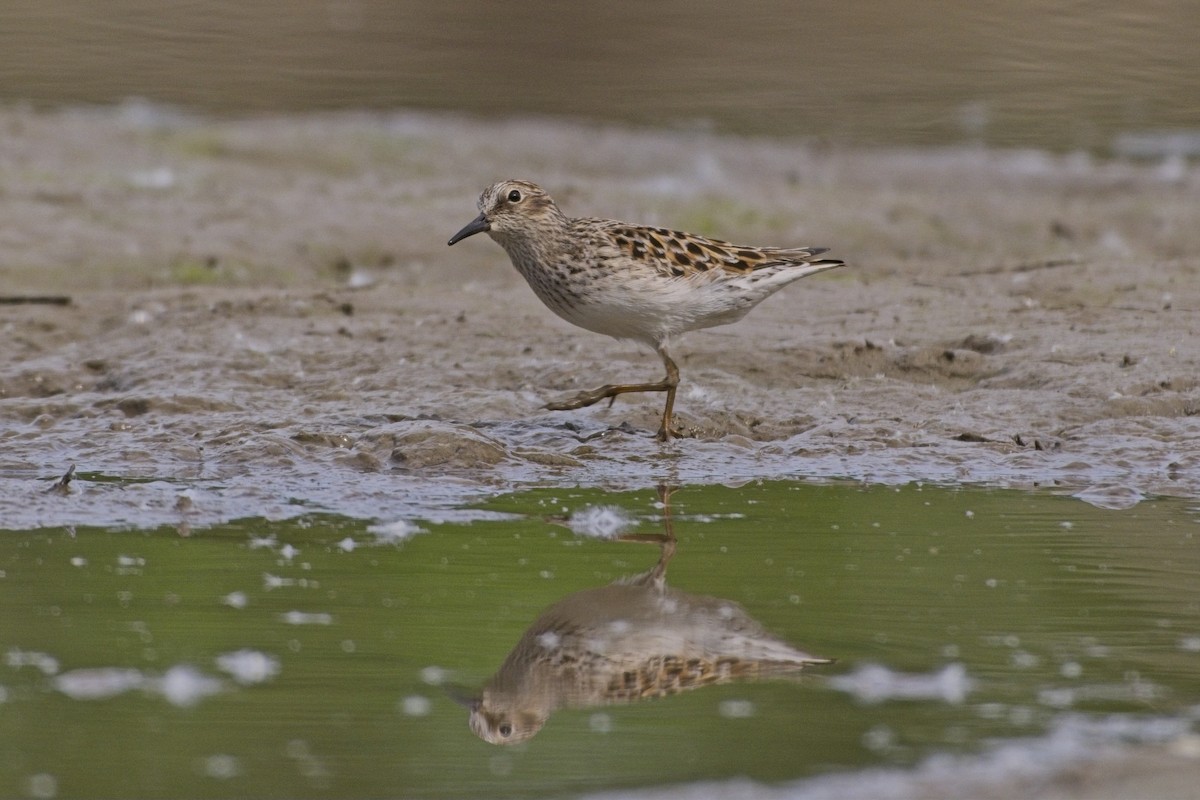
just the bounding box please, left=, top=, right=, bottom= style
left=2, top=482, right=1198, bottom=798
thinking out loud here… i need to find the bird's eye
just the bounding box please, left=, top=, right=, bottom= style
left=507, top=189, right=522, bottom=203
left=498, top=723, right=513, bottom=737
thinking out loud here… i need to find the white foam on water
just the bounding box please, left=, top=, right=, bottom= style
left=829, top=663, right=973, bottom=705
left=156, top=665, right=223, bottom=707
left=567, top=505, right=638, bottom=539
left=25, top=773, right=57, bottom=799
left=367, top=519, right=426, bottom=544
left=589, top=712, right=614, bottom=734
left=399, top=695, right=432, bottom=717
left=717, top=699, right=756, bottom=719
left=280, top=611, right=333, bottom=625
left=53, top=664, right=223, bottom=707
left=216, top=650, right=281, bottom=685
left=578, top=712, right=1197, bottom=800
left=263, top=573, right=297, bottom=590
left=54, top=668, right=145, bottom=700
left=420, top=665, right=448, bottom=686
left=200, top=754, right=241, bottom=780
left=5, top=648, right=60, bottom=676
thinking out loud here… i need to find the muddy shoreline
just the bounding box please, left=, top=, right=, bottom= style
left=2, top=105, right=1199, bottom=531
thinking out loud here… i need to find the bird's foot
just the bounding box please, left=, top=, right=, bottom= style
left=543, top=385, right=624, bottom=411
left=655, top=421, right=689, bottom=441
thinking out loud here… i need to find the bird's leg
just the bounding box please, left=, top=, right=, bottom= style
left=655, top=347, right=681, bottom=441
left=543, top=344, right=683, bottom=440
left=651, top=483, right=678, bottom=580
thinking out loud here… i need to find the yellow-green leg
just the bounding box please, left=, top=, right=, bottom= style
left=544, top=345, right=682, bottom=440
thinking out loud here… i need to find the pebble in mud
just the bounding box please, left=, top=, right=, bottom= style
left=379, top=421, right=508, bottom=469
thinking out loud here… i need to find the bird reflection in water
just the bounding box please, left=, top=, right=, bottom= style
left=463, top=488, right=833, bottom=744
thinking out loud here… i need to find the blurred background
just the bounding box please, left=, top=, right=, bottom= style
left=3, top=0, right=1199, bottom=153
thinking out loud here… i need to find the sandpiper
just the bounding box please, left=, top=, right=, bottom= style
left=448, top=180, right=844, bottom=439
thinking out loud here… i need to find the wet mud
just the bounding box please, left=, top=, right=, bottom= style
left=1, top=106, right=1198, bottom=530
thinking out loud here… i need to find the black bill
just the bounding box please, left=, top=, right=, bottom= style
left=447, top=213, right=490, bottom=246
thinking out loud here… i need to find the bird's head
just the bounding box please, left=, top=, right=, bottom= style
left=464, top=695, right=549, bottom=745
left=447, top=180, right=565, bottom=247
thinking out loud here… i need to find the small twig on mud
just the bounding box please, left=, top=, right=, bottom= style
left=0, top=296, right=72, bottom=305
left=951, top=258, right=1080, bottom=278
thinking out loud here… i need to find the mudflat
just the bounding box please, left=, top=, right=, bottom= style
left=2, top=105, right=1198, bottom=528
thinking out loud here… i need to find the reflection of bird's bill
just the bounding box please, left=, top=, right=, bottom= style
left=444, top=684, right=481, bottom=711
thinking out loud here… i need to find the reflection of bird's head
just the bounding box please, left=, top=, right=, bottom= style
left=467, top=697, right=548, bottom=745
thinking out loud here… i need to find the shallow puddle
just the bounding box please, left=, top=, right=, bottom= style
left=2, top=481, right=1198, bottom=798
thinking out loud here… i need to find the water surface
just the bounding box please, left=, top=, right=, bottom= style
left=2, top=481, right=1197, bottom=798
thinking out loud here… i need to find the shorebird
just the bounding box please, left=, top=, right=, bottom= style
left=448, top=180, right=844, bottom=439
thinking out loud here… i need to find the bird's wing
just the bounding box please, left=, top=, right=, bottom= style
left=591, top=219, right=843, bottom=279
